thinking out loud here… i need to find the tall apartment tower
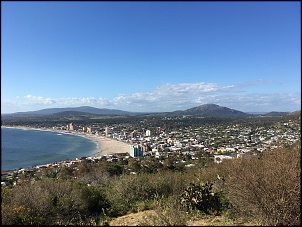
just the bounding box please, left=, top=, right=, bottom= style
left=68, top=122, right=75, bottom=131
left=130, top=144, right=144, bottom=157
left=145, top=129, right=151, bottom=137
left=87, top=127, right=92, bottom=134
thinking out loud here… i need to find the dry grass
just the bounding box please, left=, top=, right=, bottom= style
left=220, top=143, right=301, bottom=225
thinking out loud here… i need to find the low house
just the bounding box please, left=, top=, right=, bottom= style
left=214, top=154, right=235, bottom=164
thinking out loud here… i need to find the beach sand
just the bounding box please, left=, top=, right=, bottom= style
left=80, top=133, right=131, bottom=156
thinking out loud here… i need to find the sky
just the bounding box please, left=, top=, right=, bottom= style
left=1, top=1, right=301, bottom=114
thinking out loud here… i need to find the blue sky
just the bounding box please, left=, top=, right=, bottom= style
left=1, top=1, right=301, bottom=113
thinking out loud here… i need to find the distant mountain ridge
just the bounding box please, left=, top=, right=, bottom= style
left=2, top=104, right=298, bottom=118
left=263, top=111, right=290, bottom=117
left=2, top=106, right=132, bottom=116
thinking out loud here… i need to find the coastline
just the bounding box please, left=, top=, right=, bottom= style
left=1, top=125, right=131, bottom=162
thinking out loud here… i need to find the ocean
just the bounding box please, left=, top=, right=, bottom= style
left=1, top=127, right=98, bottom=172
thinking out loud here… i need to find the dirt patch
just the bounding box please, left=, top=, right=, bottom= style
left=108, top=210, right=256, bottom=226
left=108, top=210, right=159, bottom=226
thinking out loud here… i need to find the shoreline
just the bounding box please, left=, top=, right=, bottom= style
left=1, top=126, right=131, bottom=171
left=2, top=125, right=131, bottom=156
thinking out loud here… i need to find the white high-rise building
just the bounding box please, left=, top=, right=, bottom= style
left=130, top=144, right=144, bottom=157
left=68, top=123, right=75, bottom=131
left=146, top=130, right=151, bottom=137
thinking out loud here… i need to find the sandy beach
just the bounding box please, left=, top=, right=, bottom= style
left=79, top=133, right=131, bottom=156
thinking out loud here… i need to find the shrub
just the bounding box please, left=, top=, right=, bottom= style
left=105, top=171, right=193, bottom=216
left=74, top=161, right=112, bottom=186
left=152, top=195, right=189, bottom=226
left=180, top=178, right=229, bottom=215
left=222, top=142, right=301, bottom=225
left=1, top=178, right=111, bottom=225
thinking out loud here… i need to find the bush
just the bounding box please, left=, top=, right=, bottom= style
left=105, top=171, right=193, bottom=216
left=222, top=142, right=301, bottom=225
left=152, top=195, right=189, bottom=226
left=74, top=161, right=112, bottom=186
left=180, top=178, right=229, bottom=215
left=1, top=178, right=111, bottom=225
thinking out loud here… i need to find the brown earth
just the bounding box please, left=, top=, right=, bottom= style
left=107, top=210, right=257, bottom=226
left=108, top=210, right=159, bottom=226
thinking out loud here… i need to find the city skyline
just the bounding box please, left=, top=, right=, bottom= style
left=1, top=1, right=301, bottom=114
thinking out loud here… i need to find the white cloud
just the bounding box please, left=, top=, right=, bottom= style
left=1, top=82, right=301, bottom=113
left=24, top=94, right=56, bottom=105
left=154, top=82, right=236, bottom=96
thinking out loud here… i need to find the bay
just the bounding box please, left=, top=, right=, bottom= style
left=1, top=127, right=98, bottom=171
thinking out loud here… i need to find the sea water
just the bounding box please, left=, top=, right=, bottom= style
left=1, top=127, right=98, bottom=171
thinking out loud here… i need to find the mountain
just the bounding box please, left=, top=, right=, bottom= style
left=288, top=110, right=301, bottom=117
left=2, top=106, right=133, bottom=117
left=263, top=111, right=290, bottom=117
left=48, top=111, right=99, bottom=117
left=2, top=104, right=295, bottom=119
left=170, top=104, right=249, bottom=118
left=281, top=110, right=301, bottom=121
